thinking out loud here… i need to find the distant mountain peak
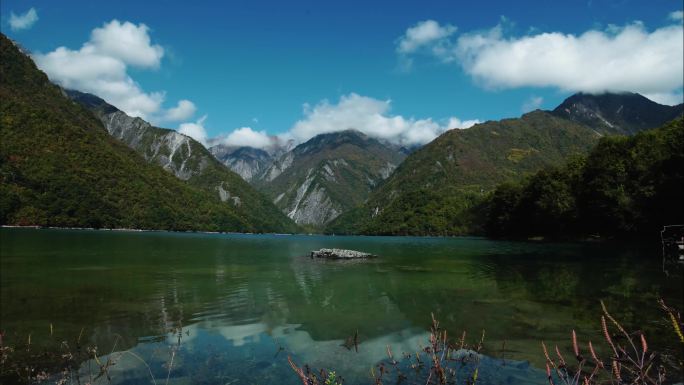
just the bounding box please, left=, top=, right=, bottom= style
left=64, top=89, right=119, bottom=114
left=254, top=129, right=406, bottom=227
left=551, top=91, right=683, bottom=135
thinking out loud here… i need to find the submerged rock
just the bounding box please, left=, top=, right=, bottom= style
left=311, top=248, right=377, bottom=259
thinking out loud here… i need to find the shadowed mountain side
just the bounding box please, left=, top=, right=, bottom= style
left=551, top=92, right=683, bottom=135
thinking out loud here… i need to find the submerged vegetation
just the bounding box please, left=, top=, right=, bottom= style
left=287, top=302, right=684, bottom=385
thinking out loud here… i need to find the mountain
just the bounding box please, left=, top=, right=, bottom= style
left=329, top=93, right=683, bottom=236
left=209, top=145, right=273, bottom=182
left=482, top=117, right=684, bottom=239
left=551, top=92, right=683, bottom=135
left=256, top=130, right=406, bottom=228
left=209, top=141, right=294, bottom=183
left=327, top=111, right=606, bottom=235
left=0, top=34, right=295, bottom=233
left=65, top=89, right=297, bottom=233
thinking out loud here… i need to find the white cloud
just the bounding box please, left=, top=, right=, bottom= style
left=221, top=127, right=272, bottom=148
left=446, top=117, right=481, bottom=130
left=396, top=20, right=456, bottom=54
left=178, top=115, right=208, bottom=145
left=669, top=10, right=683, bottom=21
left=521, top=96, right=544, bottom=112
left=89, top=20, right=164, bottom=68
left=643, top=91, right=683, bottom=106
left=398, top=17, right=684, bottom=103
left=164, top=100, right=197, bottom=121
left=396, top=20, right=457, bottom=70
left=33, top=20, right=196, bottom=123
left=211, top=94, right=479, bottom=150
left=9, top=7, right=38, bottom=31
left=287, top=93, right=478, bottom=146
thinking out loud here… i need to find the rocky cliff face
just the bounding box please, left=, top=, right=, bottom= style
left=65, top=89, right=298, bottom=233
left=67, top=90, right=212, bottom=182
left=101, top=111, right=210, bottom=180
left=258, top=130, right=406, bottom=227
left=209, top=145, right=273, bottom=182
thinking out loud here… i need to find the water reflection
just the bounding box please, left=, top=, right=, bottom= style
left=80, top=321, right=548, bottom=385
left=1, top=229, right=681, bottom=384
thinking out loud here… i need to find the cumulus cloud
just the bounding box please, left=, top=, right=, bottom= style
left=286, top=93, right=478, bottom=146
left=521, top=96, right=544, bottom=112
left=211, top=94, right=478, bottom=150
left=9, top=7, right=38, bottom=31
left=669, top=10, right=683, bottom=21
left=219, top=127, right=272, bottom=148
left=178, top=115, right=208, bottom=145
left=398, top=17, right=684, bottom=105
left=164, top=100, right=197, bottom=121
left=33, top=20, right=197, bottom=122
left=397, top=20, right=456, bottom=54
left=396, top=20, right=457, bottom=70
left=88, top=20, right=164, bottom=68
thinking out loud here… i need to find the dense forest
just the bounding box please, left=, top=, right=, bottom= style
left=481, top=118, right=684, bottom=239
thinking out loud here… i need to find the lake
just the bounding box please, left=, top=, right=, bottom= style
left=0, top=228, right=681, bottom=384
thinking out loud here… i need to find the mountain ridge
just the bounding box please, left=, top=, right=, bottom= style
left=327, top=94, right=683, bottom=235
left=0, top=33, right=286, bottom=232
left=551, top=91, right=683, bottom=135
left=256, top=129, right=406, bottom=227
left=65, top=89, right=298, bottom=233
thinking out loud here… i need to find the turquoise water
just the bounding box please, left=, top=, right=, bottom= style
left=0, top=228, right=681, bottom=384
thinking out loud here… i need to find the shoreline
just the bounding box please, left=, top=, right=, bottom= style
left=0, top=224, right=299, bottom=236
left=0, top=224, right=659, bottom=245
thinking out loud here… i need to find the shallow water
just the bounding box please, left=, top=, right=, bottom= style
left=1, top=228, right=681, bottom=384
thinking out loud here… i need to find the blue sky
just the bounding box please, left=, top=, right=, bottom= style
left=2, top=0, right=682, bottom=147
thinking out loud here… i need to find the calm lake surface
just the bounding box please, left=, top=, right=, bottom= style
left=1, top=228, right=682, bottom=384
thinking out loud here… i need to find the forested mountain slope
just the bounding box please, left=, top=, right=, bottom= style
left=0, top=34, right=295, bottom=233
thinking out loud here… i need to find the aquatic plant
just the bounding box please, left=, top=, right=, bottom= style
left=288, top=312, right=484, bottom=385
left=0, top=321, right=185, bottom=385
left=540, top=300, right=682, bottom=385
left=287, top=301, right=683, bottom=385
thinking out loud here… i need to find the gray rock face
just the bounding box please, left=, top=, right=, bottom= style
left=311, top=248, right=376, bottom=259
left=98, top=110, right=210, bottom=181
left=262, top=151, right=295, bottom=182
left=210, top=145, right=272, bottom=182
left=258, top=130, right=407, bottom=228
left=65, top=90, right=251, bottom=207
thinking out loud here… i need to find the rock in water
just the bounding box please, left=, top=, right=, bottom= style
left=311, top=248, right=376, bottom=259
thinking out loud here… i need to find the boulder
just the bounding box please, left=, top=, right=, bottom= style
left=310, top=248, right=376, bottom=259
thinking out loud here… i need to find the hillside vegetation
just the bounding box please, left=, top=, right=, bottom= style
left=328, top=111, right=601, bottom=235
left=482, top=118, right=684, bottom=239
left=0, top=34, right=295, bottom=233
left=68, top=90, right=297, bottom=233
